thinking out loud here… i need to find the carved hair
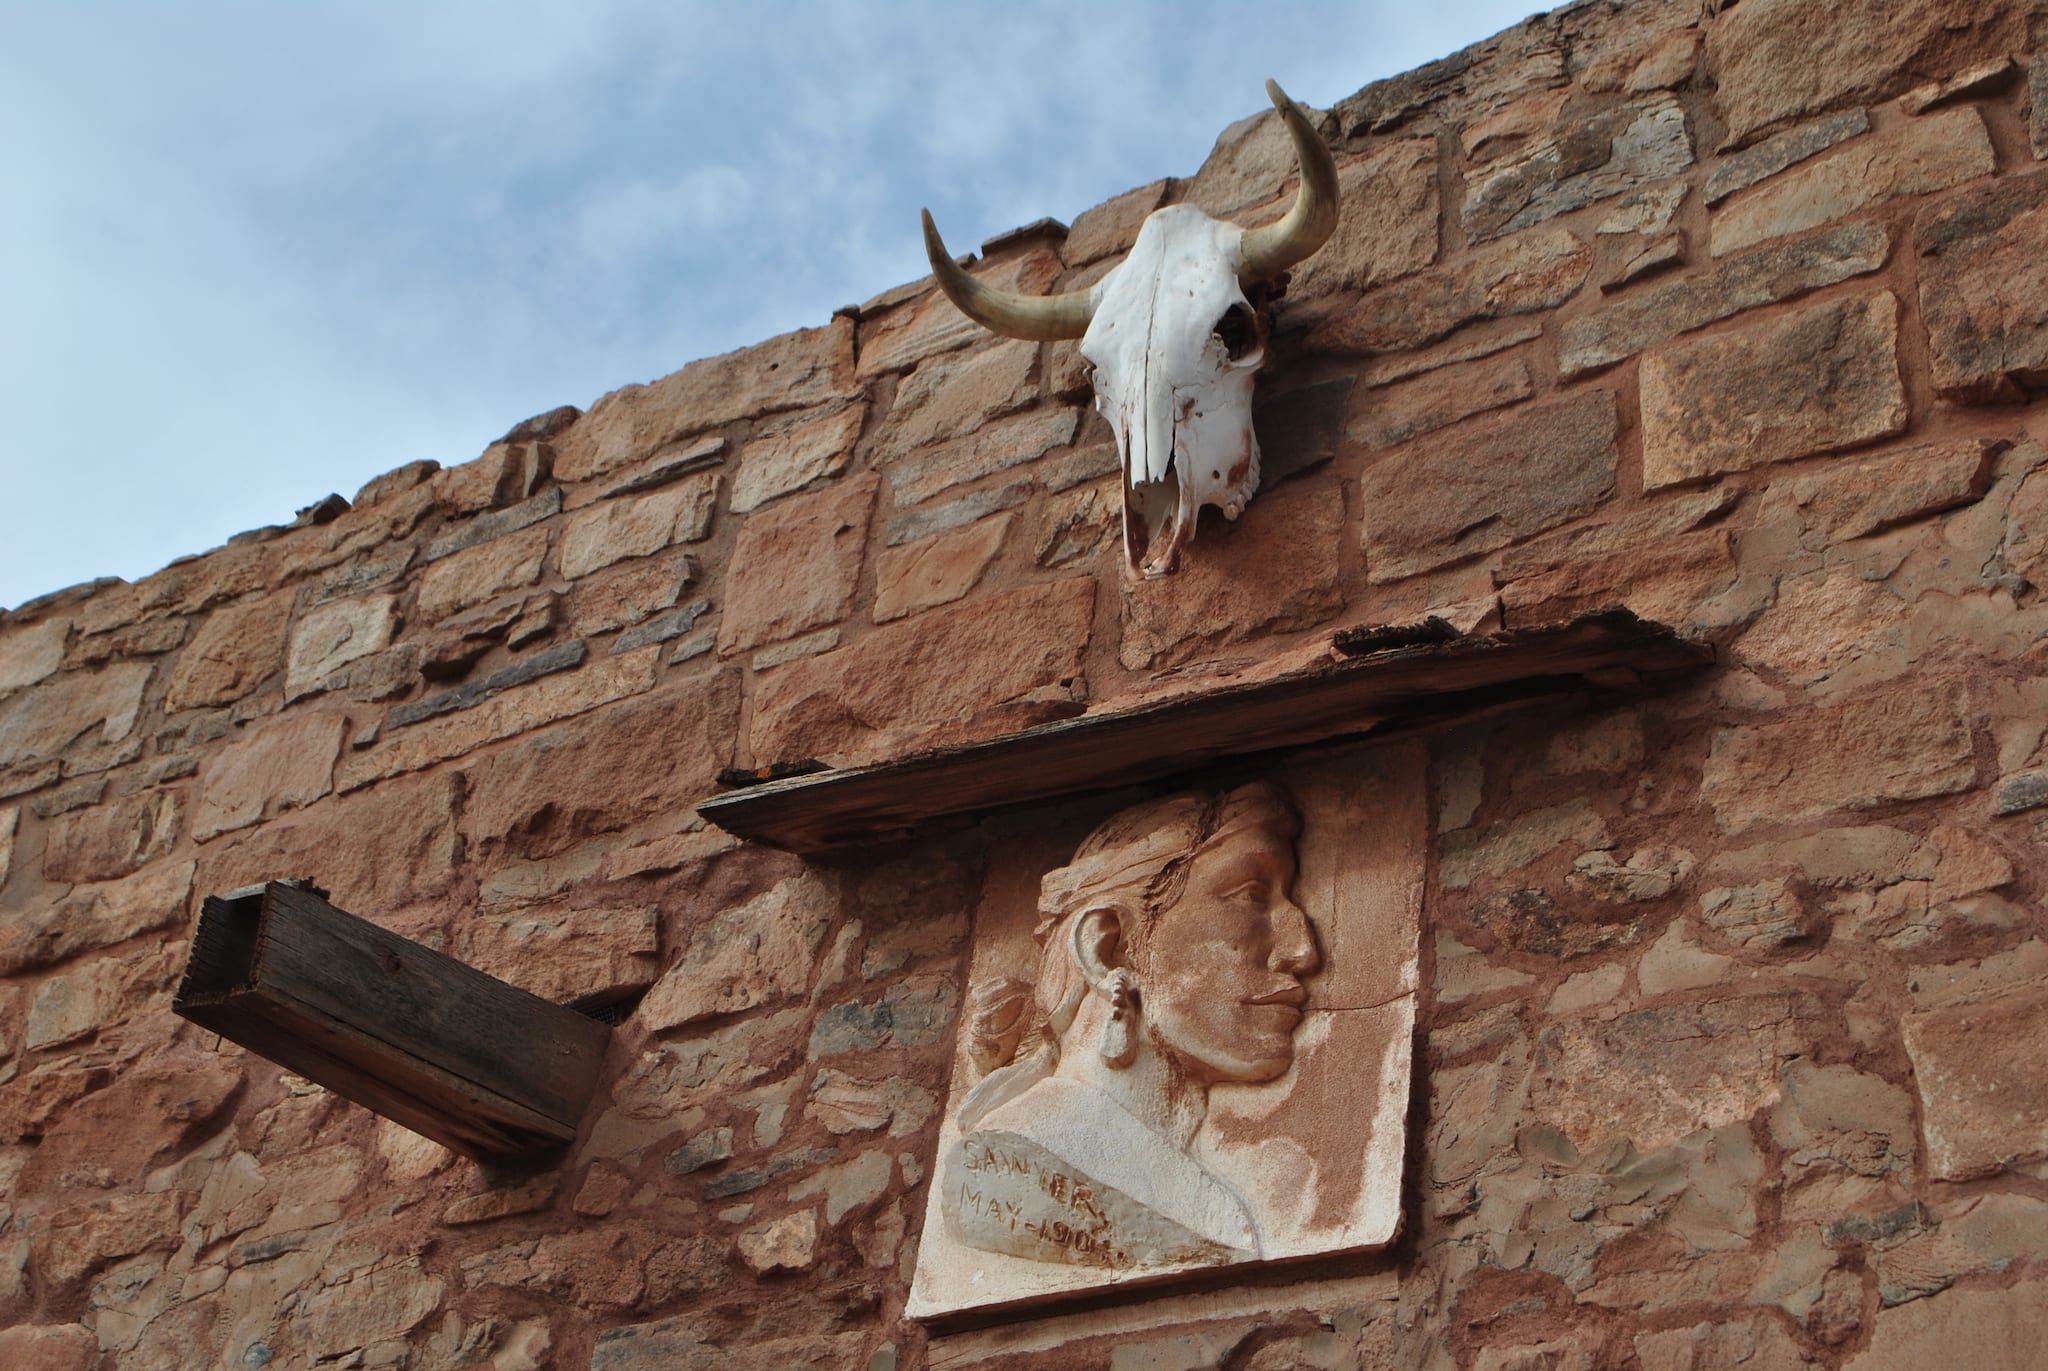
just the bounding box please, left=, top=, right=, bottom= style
left=957, top=781, right=1298, bottom=1130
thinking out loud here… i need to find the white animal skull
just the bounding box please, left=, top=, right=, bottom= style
left=921, top=80, right=1339, bottom=578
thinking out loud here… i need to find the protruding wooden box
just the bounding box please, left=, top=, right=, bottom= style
left=174, top=880, right=611, bottom=1162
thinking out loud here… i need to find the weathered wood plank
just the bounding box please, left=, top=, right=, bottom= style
left=700, top=610, right=1712, bottom=852
left=175, top=883, right=611, bottom=1161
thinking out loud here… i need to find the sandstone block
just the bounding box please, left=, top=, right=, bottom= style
left=465, top=673, right=737, bottom=861
left=0, top=804, right=13, bottom=892
left=25, top=955, right=140, bottom=1050
left=1497, top=489, right=1738, bottom=581
left=1119, top=477, right=1344, bottom=668
left=30, top=776, right=105, bottom=819
left=1499, top=528, right=1736, bottom=629
left=0, top=662, right=151, bottom=769
left=1305, top=224, right=1590, bottom=355
left=730, top=404, right=866, bottom=514
left=737, top=1209, right=819, bottom=1274
left=290, top=1260, right=444, bottom=1361
left=807, top=976, right=956, bottom=1057
left=42, top=790, right=181, bottom=885
left=458, top=905, right=659, bottom=1004
left=1730, top=572, right=1912, bottom=688
left=1844, top=1282, right=2048, bottom=1370
left=431, top=440, right=546, bottom=515
left=806, top=1071, right=937, bottom=1138
left=1362, top=389, right=1617, bottom=583
left=285, top=595, right=396, bottom=699
left=1559, top=219, right=1889, bottom=377
left=339, top=647, right=658, bottom=789
left=0, top=618, right=68, bottom=690
left=197, top=768, right=463, bottom=918
left=1640, top=291, right=1906, bottom=488
left=0, top=1061, right=112, bottom=1143
left=1713, top=107, right=1992, bottom=256
left=555, top=320, right=856, bottom=481
left=1768, top=439, right=2000, bottom=547
left=619, top=599, right=710, bottom=653
left=442, top=1173, right=558, bottom=1225
left=0, top=1324, right=99, bottom=1371
left=0, top=858, right=192, bottom=976
left=1904, top=984, right=2048, bottom=1179
left=1352, top=353, right=1533, bottom=450
left=1699, top=110, right=1865, bottom=208
left=1287, top=139, right=1440, bottom=300
left=17, top=1055, right=241, bottom=1193
left=640, top=873, right=834, bottom=1031
left=2034, top=57, right=2048, bottom=161
left=414, top=525, right=548, bottom=624
left=193, top=712, right=347, bottom=840
left=424, top=487, right=561, bottom=562
left=1708, top=0, right=2027, bottom=149
left=391, top=639, right=586, bottom=728
left=1063, top=179, right=1169, bottom=265
left=718, top=473, right=877, bottom=655
left=568, top=554, right=694, bottom=636
left=1917, top=168, right=2048, bottom=402
left=1634, top=1319, right=1809, bottom=1371
left=888, top=408, right=1080, bottom=510
left=66, top=616, right=185, bottom=670
left=858, top=248, right=1061, bottom=379
left=1037, top=483, right=1116, bottom=568
left=1462, top=88, right=1570, bottom=165
left=1771, top=1059, right=1914, bottom=1180
left=1443, top=795, right=1610, bottom=891
left=1534, top=993, right=1814, bottom=1150
left=872, top=341, right=1037, bottom=460
left=749, top=577, right=1093, bottom=763
left=559, top=474, right=718, bottom=580
left=1700, top=880, right=1809, bottom=950
left=873, top=513, right=1010, bottom=623
left=1701, top=681, right=1975, bottom=832
left=1186, top=97, right=1320, bottom=218
left=884, top=480, right=1030, bottom=547
left=1436, top=932, right=1537, bottom=1002
left=1625, top=28, right=1700, bottom=91
left=1464, top=96, right=1692, bottom=242
left=788, top=1147, right=892, bottom=1225
left=36, top=1191, right=184, bottom=1291
left=666, top=1124, right=733, bottom=1175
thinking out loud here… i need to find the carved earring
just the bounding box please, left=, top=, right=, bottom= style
left=1100, top=970, right=1139, bottom=1069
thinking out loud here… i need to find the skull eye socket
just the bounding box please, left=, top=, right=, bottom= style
left=1213, top=302, right=1258, bottom=361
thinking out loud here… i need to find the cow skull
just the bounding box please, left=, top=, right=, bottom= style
left=921, top=80, right=1339, bottom=577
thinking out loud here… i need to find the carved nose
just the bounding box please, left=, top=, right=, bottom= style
left=1270, top=897, right=1319, bottom=978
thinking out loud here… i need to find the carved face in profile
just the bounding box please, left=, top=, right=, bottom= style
left=1131, top=815, right=1318, bottom=1084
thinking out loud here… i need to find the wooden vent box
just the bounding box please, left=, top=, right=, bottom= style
left=174, top=880, right=611, bottom=1163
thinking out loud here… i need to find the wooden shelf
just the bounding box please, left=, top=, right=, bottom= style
left=700, top=610, right=1712, bottom=853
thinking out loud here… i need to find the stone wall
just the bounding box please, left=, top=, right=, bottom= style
left=6, top=0, right=2048, bottom=1365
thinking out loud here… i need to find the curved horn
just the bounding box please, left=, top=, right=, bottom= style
left=1237, top=79, right=1341, bottom=282
left=921, top=209, right=1094, bottom=342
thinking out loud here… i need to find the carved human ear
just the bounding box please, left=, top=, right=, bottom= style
left=1068, top=907, right=1140, bottom=1069
left=1067, top=905, right=1127, bottom=989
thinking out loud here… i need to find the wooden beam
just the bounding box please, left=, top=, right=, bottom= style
left=175, top=882, right=611, bottom=1162
left=699, top=610, right=1712, bottom=853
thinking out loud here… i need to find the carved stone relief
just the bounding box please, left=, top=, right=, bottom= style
left=908, top=743, right=1423, bottom=1319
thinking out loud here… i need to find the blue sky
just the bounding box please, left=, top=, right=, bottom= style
left=0, top=1, right=1546, bottom=610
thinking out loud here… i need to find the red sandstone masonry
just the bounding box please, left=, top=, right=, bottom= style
left=4, top=0, right=2048, bottom=1365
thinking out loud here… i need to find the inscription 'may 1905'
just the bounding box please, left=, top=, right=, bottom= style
left=956, top=1139, right=1131, bottom=1268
